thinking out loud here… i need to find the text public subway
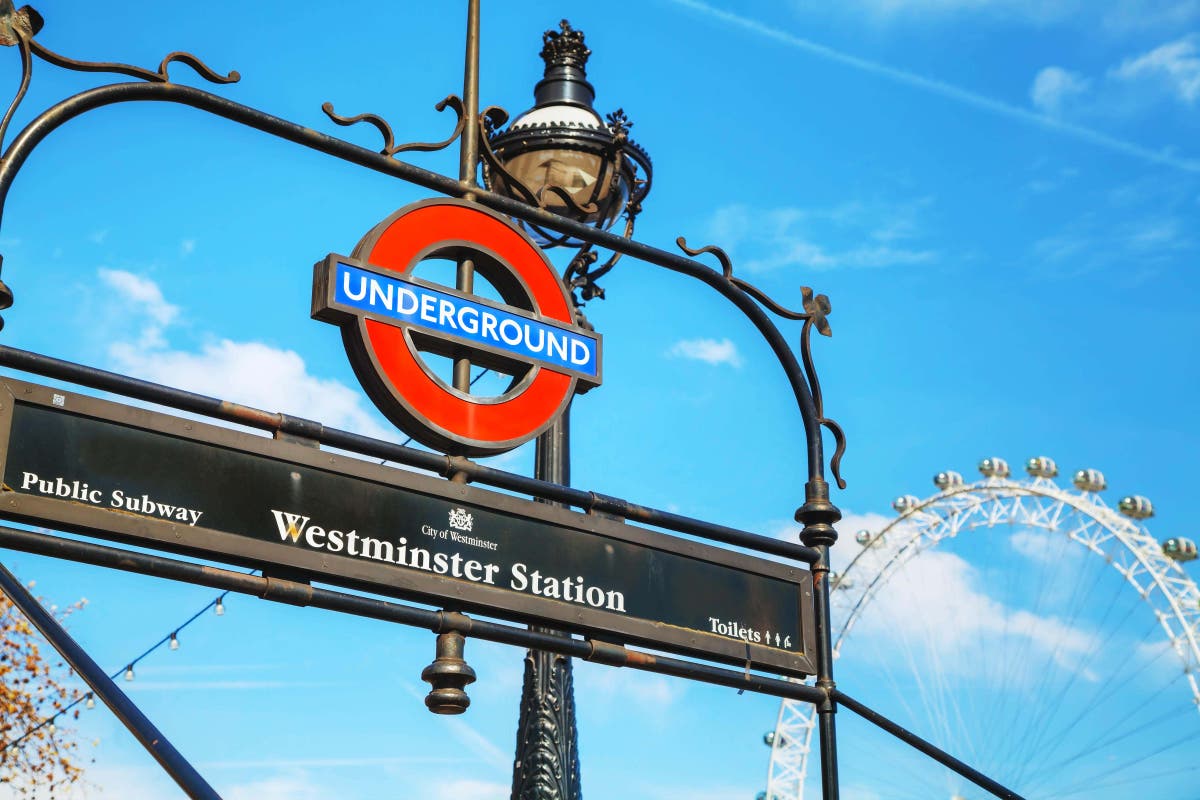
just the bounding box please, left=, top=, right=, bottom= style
left=271, top=510, right=626, bottom=613
left=333, top=261, right=598, bottom=377
left=20, top=473, right=204, bottom=525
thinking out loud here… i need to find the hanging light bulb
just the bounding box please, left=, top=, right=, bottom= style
left=214, top=597, right=225, bottom=616
left=85, top=694, right=95, bottom=710
left=124, top=665, right=134, bottom=682
left=169, top=632, right=179, bottom=651
left=47, top=722, right=55, bottom=734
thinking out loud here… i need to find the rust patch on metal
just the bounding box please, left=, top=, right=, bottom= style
left=218, top=401, right=280, bottom=429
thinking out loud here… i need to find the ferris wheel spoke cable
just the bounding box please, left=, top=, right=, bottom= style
left=1036, top=562, right=1132, bottom=708
left=1027, top=705, right=1200, bottom=796
left=849, top=585, right=951, bottom=796
left=1017, top=559, right=1175, bottom=786
left=1052, top=723, right=1200, bottom=798
left=1008, top=533, right=1115, bottom=783
left=993, top=506, right=1153, bottom=784
left=857, top=630, right=940, bottom=790
left=1034, top=613, right=1177, bottom=756
left=1053, top=667, right=1189, bottom=763
left=1048, top=762, right=1200, bottom=799
left=997, top=527, right=1069, bottom=776
left=1034, top=599, right=1147, bottom=744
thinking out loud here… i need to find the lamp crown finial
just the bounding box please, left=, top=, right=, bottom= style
left=541, top=19, right=590, bottom=72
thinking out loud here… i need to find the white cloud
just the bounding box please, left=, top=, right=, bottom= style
left=94, top=268, right=393, bottom=440
left=109, top=338, right=393, bottom=440
left=426, top=779, right=508, bottom=800
left=123, top=679, right=328, bottom=691
left=637, top=786, right=754, bottom=800
left=851, top=0, right=1079, bottom=23
left=1032, top=215, right=1191, bottom=278
left=225, top=771, right=326, bottom=800
left=836, top=546, right=1100, bottom=676
left=707, top=202, right=937, bottom=274
left=207, top=755, right=462, bottom=770
left=1010, top=530, right=1057, bottom=562
left=576, top=661, right=685, bottom=721
left=97, top=270, right=179, bottom=327
left=666, top=337, right=743, bottom=367
left=666, top=0, right=1200, bottom=173
left=1111, top=35, right=1200, bottom=103
left=0, top=764, right=181, bottom=800
left=803, top=0, right=1200, bottom=33
left=1030, top=67, right=1090, bottom=114
left=400, top=684, right=510, bottom=769
left=1102, top=0, right=1200, bottom=32
left=98, top=268, right=180, bottom=349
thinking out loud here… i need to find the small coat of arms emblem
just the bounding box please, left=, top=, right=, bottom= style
left=448, top=507, right=474, bottom=532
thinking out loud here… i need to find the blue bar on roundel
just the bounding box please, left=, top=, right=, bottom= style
left=333, top=261, right=599, bottom=378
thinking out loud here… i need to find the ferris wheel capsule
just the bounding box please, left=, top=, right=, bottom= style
left=1026, top=456, right=1058, bottom=478
left=1119, top=495, right=1154, bottom=520
left=978, top=457, right=1010, bottom=478
left=829, top=572, right=853, bottom=590
left=763, top=731, right=776, bottom=747
left=934, top=470, right=964, bottom=489
left=1072, top=468, right=1107, bottom=492
left=892, top=495, right=920, bottom=514
left=1163, top=538, right=1198, bottom=562
left=854, top=529, right=881, bottom=547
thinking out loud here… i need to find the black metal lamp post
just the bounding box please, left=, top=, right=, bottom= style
left=485, top=19, right=652, bottom=800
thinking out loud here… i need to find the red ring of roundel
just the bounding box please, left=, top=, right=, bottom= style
left=359, top=201, right=576, bottom=453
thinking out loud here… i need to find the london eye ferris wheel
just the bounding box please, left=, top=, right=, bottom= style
left=761, top=456, right=1200, bottom=800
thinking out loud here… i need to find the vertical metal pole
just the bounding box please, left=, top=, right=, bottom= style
left=798, top=478, right=841, bottom=800
left=0, top=561, right=222, bottom=800
left=511, top=405, right=582, bottom=800
left=811, top=545, right=840, bottom=800
left=454, top=0, right=481, bottom=392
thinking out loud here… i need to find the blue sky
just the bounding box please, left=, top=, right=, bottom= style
left=0, top=0, right=1198, bottom=798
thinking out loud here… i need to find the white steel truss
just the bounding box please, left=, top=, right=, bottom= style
left=761, top=473, right=1200, bottom=800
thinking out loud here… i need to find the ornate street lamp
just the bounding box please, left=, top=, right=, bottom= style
left=484, top=20, right=657, bottom=800
left=484, top=20, right=651, bottom=250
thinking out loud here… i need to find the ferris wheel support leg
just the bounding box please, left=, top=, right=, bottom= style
left=798, top=479, right=841, bottom=800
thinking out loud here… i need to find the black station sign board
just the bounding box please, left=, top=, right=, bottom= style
left=0, top=380, right=815, bottom=676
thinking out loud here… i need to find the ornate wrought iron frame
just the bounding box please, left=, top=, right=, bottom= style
left=0, top=3, right=1026, bottom=800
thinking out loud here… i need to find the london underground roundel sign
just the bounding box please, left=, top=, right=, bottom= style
left=312, top=199, right=600, bottom=457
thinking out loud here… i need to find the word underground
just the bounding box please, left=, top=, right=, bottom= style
left=271, top=510, right=627, bottom=613
left=333, top=262, right=599, bottom=377
left=20, top=473, right=204, bottom=525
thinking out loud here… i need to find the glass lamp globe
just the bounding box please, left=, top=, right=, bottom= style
left=487, top=20, right=650, bottom=243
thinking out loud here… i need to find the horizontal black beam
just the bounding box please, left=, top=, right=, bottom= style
left=834, top=690, right=1026, bottom=800
left=0, top=345, right=818, bottom=565
left=0, top=525, right=828, bottom=705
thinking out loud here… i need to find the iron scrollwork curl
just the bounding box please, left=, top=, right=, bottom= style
left=677, top=237, right=847, bottom=489
left=0, top=2, right=240, bottom=327
left=561, top=210, right=636, bottom=305
left=0, top=3, right=241, bottom=154
left=320, top=94, right=466, bottom=157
